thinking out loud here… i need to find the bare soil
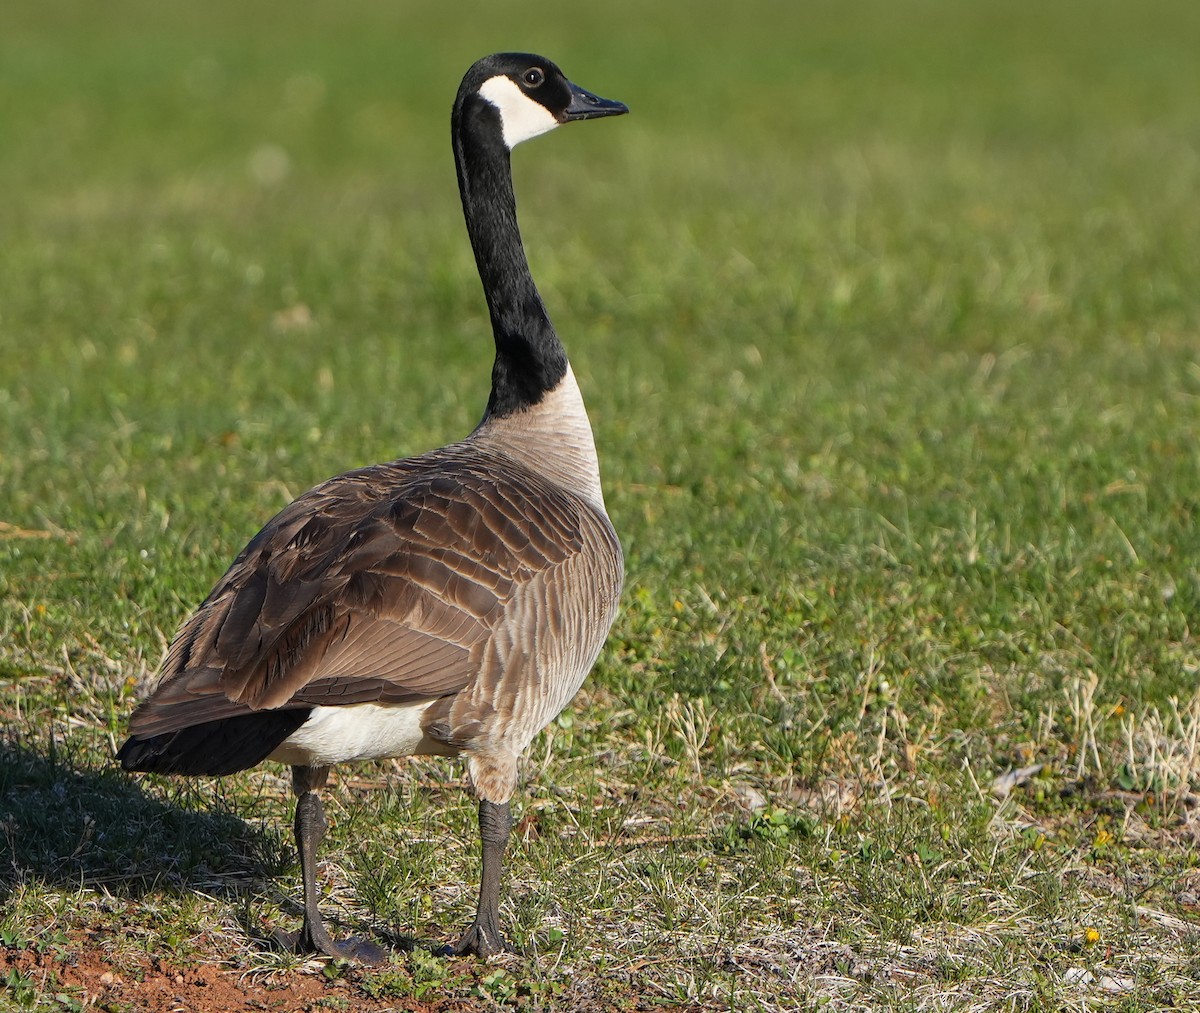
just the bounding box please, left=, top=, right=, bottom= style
left=3, top=940, right=449, bottom=1013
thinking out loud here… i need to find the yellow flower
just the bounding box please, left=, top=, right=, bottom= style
left=1084, top=927, right=1101, bottom=945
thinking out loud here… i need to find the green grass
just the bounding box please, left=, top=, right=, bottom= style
left=3, top=1, right=1200, bottom=1010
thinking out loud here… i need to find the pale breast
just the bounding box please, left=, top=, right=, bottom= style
left=423, top=496, right=622, bottom=757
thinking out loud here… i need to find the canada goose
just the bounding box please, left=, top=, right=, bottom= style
left=118, top=52, right=627, bottom=962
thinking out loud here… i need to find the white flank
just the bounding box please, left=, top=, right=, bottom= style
left=479, top=75, right=558, bottom=148
left=268, top=701, right=455, bottom=767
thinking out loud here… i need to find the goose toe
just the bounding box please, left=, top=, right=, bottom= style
left=272, top=927, right=390, bottom=966
left=446, top=922, right=516, bottom=959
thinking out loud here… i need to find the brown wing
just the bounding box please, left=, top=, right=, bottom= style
left=126, top=444, right=586, bottom=739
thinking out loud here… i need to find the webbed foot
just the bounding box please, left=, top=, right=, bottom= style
left=272, top=926, right=389, bottom=965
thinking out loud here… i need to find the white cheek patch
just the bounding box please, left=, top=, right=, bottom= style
left=479, top=74, right=558, bottom=148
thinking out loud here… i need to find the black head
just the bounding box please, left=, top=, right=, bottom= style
left=455, top=52, right=628, bottom=150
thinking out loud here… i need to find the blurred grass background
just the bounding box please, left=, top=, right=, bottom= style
left=2, top=1, right=1200, bottom=1009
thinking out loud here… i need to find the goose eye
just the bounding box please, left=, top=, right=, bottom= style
left=522, top=68, right=545, bottom=88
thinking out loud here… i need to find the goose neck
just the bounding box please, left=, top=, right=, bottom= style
left=452, top=101, right=567, bottom=419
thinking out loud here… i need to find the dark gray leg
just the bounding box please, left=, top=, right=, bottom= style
left=451, top=799, right=514, bottom=957
left=294, top=787, right=343, bottom=956
left=277, top=765, right=386, bottom=964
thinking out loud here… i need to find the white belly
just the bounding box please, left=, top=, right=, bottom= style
left=268, top=701, right=457, bottom=768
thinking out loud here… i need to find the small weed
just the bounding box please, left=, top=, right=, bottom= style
left=746, top=807, right=816, bottom=843
left=857, top=837, right=896, bottom=863
left=474, top=969, right=519, bottom=1003
left=358, top=967, right=412, bottom=1000
left=360, top=949, right=467, bottom=1001
left=1, top=928, right=29, bottom=949
left=321, top=959, right=351, bottom=982
left=913, top=841, right=943, bottom=866
left=3, top=968, right=38, bottom=1009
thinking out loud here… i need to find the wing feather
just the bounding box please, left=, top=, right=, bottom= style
left=125, top=445, right=608, bottom=742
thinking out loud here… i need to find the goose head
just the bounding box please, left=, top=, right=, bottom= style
left=455, top=53, right=628, bottom=150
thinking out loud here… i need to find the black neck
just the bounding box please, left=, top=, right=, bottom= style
left=452, top=95, right=568, bottom=419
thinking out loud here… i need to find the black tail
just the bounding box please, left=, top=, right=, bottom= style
left=117, top=710, right=311, bottom=777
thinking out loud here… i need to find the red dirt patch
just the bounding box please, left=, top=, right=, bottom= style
left=3, top=942, right=454, bottom=1013
left=2, top=926, right=685, bottom=1012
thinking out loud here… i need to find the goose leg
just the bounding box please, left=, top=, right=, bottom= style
left=278, top=765, right=386, bottom=965
left=293, top=787, right=343, bottom=956
left=451, top=799, right=514, bottom=957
